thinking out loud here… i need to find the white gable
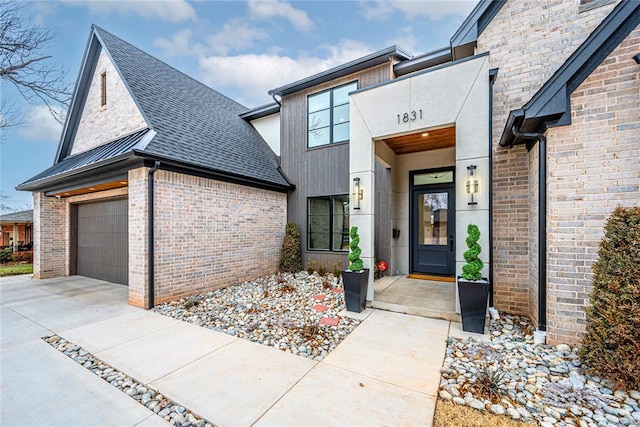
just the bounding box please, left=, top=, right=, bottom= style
left=69, top=46, right=147, bottom=156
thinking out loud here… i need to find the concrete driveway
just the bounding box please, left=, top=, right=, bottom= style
left=1, top=275, right=454, bottom=426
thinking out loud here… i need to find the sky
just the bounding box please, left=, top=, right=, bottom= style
left=0, top=0, right=477, bottom=211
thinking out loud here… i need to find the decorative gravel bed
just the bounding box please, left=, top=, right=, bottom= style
left=152, top=271, right=361, bottom=361
left=44, top=335, right=213, bottom=427
left=439, top=314, right=640, bottom=427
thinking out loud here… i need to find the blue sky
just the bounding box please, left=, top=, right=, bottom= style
left=1, top=0, right=476, bottom=210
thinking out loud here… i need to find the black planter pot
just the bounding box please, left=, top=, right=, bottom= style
left=342, top=269, right=369, bottom=313
left=458, top=278, right=490, bottom=334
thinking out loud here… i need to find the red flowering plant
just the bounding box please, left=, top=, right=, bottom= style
left=374, top=260, right=388, bottom=279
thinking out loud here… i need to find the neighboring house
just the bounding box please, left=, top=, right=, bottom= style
left=17, top=26, right=293, bottom=308
left=19, top=1, right=639, bottom=345
left=0, top=209, right=33, bottom=252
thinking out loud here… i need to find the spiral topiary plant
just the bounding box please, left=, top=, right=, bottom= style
left=347, top=226, right=364, bottom=271
left=461, top=224, right=483, bottom=281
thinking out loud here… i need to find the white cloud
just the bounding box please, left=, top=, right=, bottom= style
left=247, top=0, right=313, bottom=32
left=386, top=26, right=418, bottom=52
left=32, top=2, right=58, bottom=25
left=63, top=0, right=196, bottom=23
left=154, top=30, right=201, bottom=57
left=18, top=106, right=64, bottom=142
left=207, top=19, right=269, bottom=55
left=198, top=39, right=373, bottom=107
left=360, top=0, right=475, bottom=21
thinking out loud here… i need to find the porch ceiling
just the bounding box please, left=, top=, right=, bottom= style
left=51, top=180, right=128, bottom=198
left=381, top=126, right=455, bottom=155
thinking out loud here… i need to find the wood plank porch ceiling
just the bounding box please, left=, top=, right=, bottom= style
left=381, top=126, right=455, bottom=155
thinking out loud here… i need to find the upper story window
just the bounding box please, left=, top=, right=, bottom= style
left=100, top=71, right=107, bottom=108
left=307, top=81, right=357, bottom=148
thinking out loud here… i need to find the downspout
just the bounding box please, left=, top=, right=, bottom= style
left=488, top=69, right=498, bottom=307
left=148, top=160, right=161, bottom=309
left=511, top=125, right=547, bottom=337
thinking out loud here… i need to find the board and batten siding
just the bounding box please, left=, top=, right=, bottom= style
left=280, top=63, right=394, bottom=271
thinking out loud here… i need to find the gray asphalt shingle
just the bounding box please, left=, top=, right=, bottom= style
left=94, top=27, right=290, bottom=188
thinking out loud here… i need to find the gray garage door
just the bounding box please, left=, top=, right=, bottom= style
left=77, top=199, right=128, bottom=285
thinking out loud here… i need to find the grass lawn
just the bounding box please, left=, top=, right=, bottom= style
left=0, top=263, right=33, bottom=277
left=433, top=399, right=534, bottom=427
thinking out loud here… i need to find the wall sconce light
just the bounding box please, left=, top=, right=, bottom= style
left=466, top=165, right=478, bottom=205
left=352, top=177, right=363, bottom=210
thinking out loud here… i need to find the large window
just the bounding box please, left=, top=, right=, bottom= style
left=308, top=195, right=349, bottom=251
left=307, top=82, right=357, bottom=148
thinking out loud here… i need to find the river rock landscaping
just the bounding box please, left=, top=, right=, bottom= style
left=44, top=335, right=212, bottom=427
left=152, top=271, right=361, bottom=361
left=439, top=314, right=640, bottom=427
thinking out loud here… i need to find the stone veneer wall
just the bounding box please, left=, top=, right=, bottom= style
left=33, top=192, right=68, bottom=278
left=544, top=26, right=640, bottom=345
left=477, top=0, right=617, bottom=317
left=70, top=46, right=147, bottom=156
left=130, top=169, right=287, bottom=306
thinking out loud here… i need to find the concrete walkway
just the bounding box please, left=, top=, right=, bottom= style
left=1, top=275, right=470, bottom=426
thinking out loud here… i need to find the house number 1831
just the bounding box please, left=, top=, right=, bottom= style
left=397, top=110, right=423, bottom=123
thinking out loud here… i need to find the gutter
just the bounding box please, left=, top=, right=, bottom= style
left=511, top=125, right=547, bottom=337
left=148, top=160, right=161, bottom=309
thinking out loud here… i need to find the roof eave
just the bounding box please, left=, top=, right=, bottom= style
left=268, top=46, right=413, bottom=97
left=239, top=102, right=280, bottom=121
left=16, top=153, right=140, bottom=192
left=132, top=150, right=294, bottom=193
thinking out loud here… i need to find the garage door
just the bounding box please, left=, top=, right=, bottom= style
left=76, top=199, right=128, bottom=285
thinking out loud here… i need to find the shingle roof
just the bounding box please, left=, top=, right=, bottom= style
left=0, top=209, right=33, bottom=223
left=94, top=27, right=290, bottom=188
left=18, top=26, right=291, bottom=191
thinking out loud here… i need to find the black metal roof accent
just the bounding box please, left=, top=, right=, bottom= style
left=500, top=1, right=640, bottom=148
left=239, top=102, right=280, bottom=121
left=25, top=26, right=293, bottom=193
left=633, top=53, right=640, bottom=64
left=0, top=209, right=33, bottom=223
left=268, top=46, right=413, bottom=97
left=393, top=47, right=452, bottom=77
left=450, top=0, right=506, bottom=59
left=17, top=129, right=151, bottom=190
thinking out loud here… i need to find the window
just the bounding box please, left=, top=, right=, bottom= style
left=100, top=71, right=107, bottom=107
left=308, top=195, right=349, bottom=251
left=307, top=81, right=357, bottom=148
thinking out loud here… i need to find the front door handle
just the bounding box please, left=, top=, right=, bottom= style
left=450, top=236, right=454, bottom=251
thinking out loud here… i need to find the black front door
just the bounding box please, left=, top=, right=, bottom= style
left=411, top=185, right=455, bottom=275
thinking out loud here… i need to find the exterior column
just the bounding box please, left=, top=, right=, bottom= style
left=33, top=192, right=68, bottom=278
left=12, top=224, right=17, bottom=252
left=349, top=102, right=375, bottom=301
left=127, top=167, right=150, bottom=308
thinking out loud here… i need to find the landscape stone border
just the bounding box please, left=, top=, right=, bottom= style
left=43, top=335, right=214, bottom=427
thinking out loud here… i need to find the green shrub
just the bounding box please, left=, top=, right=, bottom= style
left=461, top=224, right=483, bottom=280
left=279, top=222, right=302, bottom=273
left=580, top=206, right=640, bottom=390
left=0, top=249, right=12, bottom=264
left=347, top=226, right=364, bottom=271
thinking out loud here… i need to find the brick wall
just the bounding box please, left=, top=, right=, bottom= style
left=1, top=224, right=30, bottom=246
left=70, top=47, right=147, bottom=156
left=33, top=192, right=68, bottom=278
left=477, top=0, right=617, bottom=316
left=544, top=26, right=640, bottom=345
left=127, top=168, right=149, bottom=307
left=131, top=169, right=287, bottom=305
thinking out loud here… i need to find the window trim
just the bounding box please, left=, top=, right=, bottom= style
left=306, top=81, right=357, bottom=149
left=307, top=194, right=350, bottom=252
